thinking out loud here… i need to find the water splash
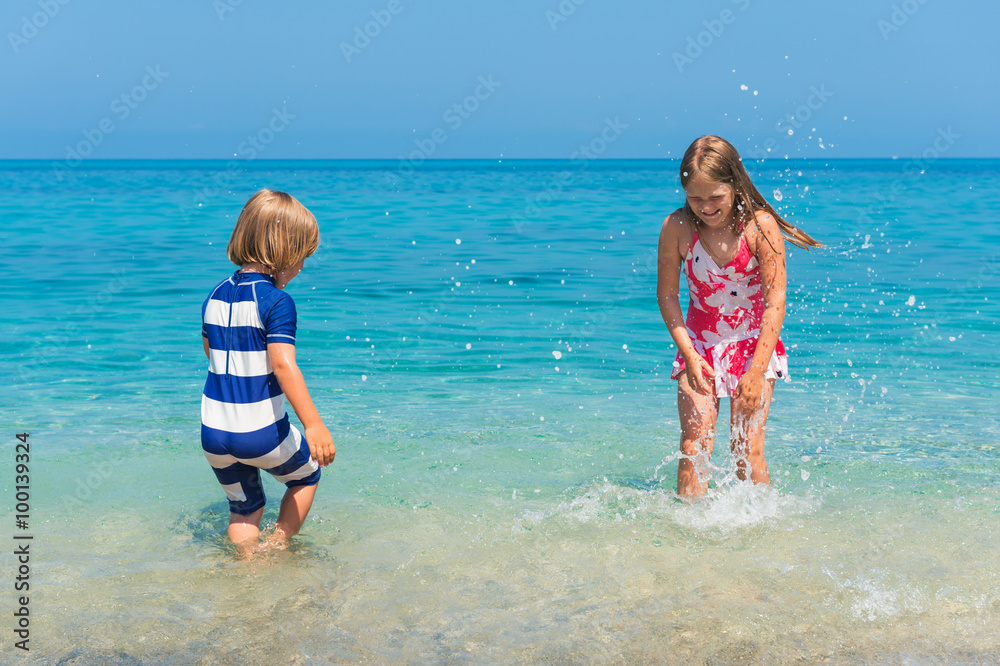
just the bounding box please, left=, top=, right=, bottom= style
left=547, top=471, right=815, bottom=535
left=669, top=481, right=815, bottom=532
left=824, top=568, right=929, bottom=622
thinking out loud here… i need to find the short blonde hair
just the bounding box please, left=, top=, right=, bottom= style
left=227, top=189, right=319, bottom=272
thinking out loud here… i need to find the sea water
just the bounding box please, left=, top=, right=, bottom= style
left=1, top=159, right=998, bottom=663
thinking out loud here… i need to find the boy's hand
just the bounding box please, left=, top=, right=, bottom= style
left=306, top=424, right=336, bottom=467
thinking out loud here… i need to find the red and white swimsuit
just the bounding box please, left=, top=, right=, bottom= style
left=671, top=230, right=788, bottom=397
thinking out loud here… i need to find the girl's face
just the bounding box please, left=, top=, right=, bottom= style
left=274, top=259, right=305, bottom=289
left=684, top=173, right=736, bottom=229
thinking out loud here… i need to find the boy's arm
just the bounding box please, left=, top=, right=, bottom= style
left=267, top=342, right=336, bottom=467
left=203, top=336, right=210, bottom=359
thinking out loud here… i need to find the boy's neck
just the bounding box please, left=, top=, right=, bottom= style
left=240, top=263, right=271, bottom=275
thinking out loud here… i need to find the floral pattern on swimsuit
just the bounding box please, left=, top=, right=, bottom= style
left=671, top=230, right=789, bottom=397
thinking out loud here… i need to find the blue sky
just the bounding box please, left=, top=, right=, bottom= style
left=1, top=0, right=995, bottom=160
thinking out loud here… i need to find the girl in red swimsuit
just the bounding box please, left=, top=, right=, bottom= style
left=656, top=136, right=822, bottom=498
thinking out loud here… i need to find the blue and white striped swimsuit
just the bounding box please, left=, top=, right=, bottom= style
left=200, top=270, right=320, bottom=514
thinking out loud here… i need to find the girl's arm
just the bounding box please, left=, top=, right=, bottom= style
left=736, top=211, right=787, bottom=407
left=267, top=342, right=336, bottom=467
left=657, top=212, right=714, bottom=395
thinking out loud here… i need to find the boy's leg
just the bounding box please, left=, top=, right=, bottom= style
left=730, top=378, right=776, bottom=485
left=677, top=371, right=720, bottom=498
left=207, top=460, right=267, bottom=553
left=228, top=507, right=265, bottom=555
left=273, top=483, right=318, bottom=541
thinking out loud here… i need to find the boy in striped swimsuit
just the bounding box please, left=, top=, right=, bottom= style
left=200, top=189, right=335, bottom=556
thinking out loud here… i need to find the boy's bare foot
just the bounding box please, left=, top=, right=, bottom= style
left=233, top=538, right=258, bottom=561
left=260, top=526, right=291, bottom=552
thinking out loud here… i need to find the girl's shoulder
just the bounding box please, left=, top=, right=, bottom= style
left=663, top=207, right=690, bottom=227
left=744, top=209, right=782, bottom=257
left=660, top=208, right=696, bottom=257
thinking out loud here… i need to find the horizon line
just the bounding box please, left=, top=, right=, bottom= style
left=1, top=156, right=996, bottom=163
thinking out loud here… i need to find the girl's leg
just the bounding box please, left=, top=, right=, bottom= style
left=730, top=378, right=776, bottom=485
left=228, top=507, right=265, bottom=556
left=677, top=371, right=720, bottom=497
left=271, top=483, right=318, bottom=543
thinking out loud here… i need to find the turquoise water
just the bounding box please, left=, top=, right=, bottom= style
left=2, top=159, right=999, bottom=663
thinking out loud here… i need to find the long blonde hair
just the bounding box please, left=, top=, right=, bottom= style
left=680, top=135, right=821, bottom=249
left=227, top=189, right=319, bottom=271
